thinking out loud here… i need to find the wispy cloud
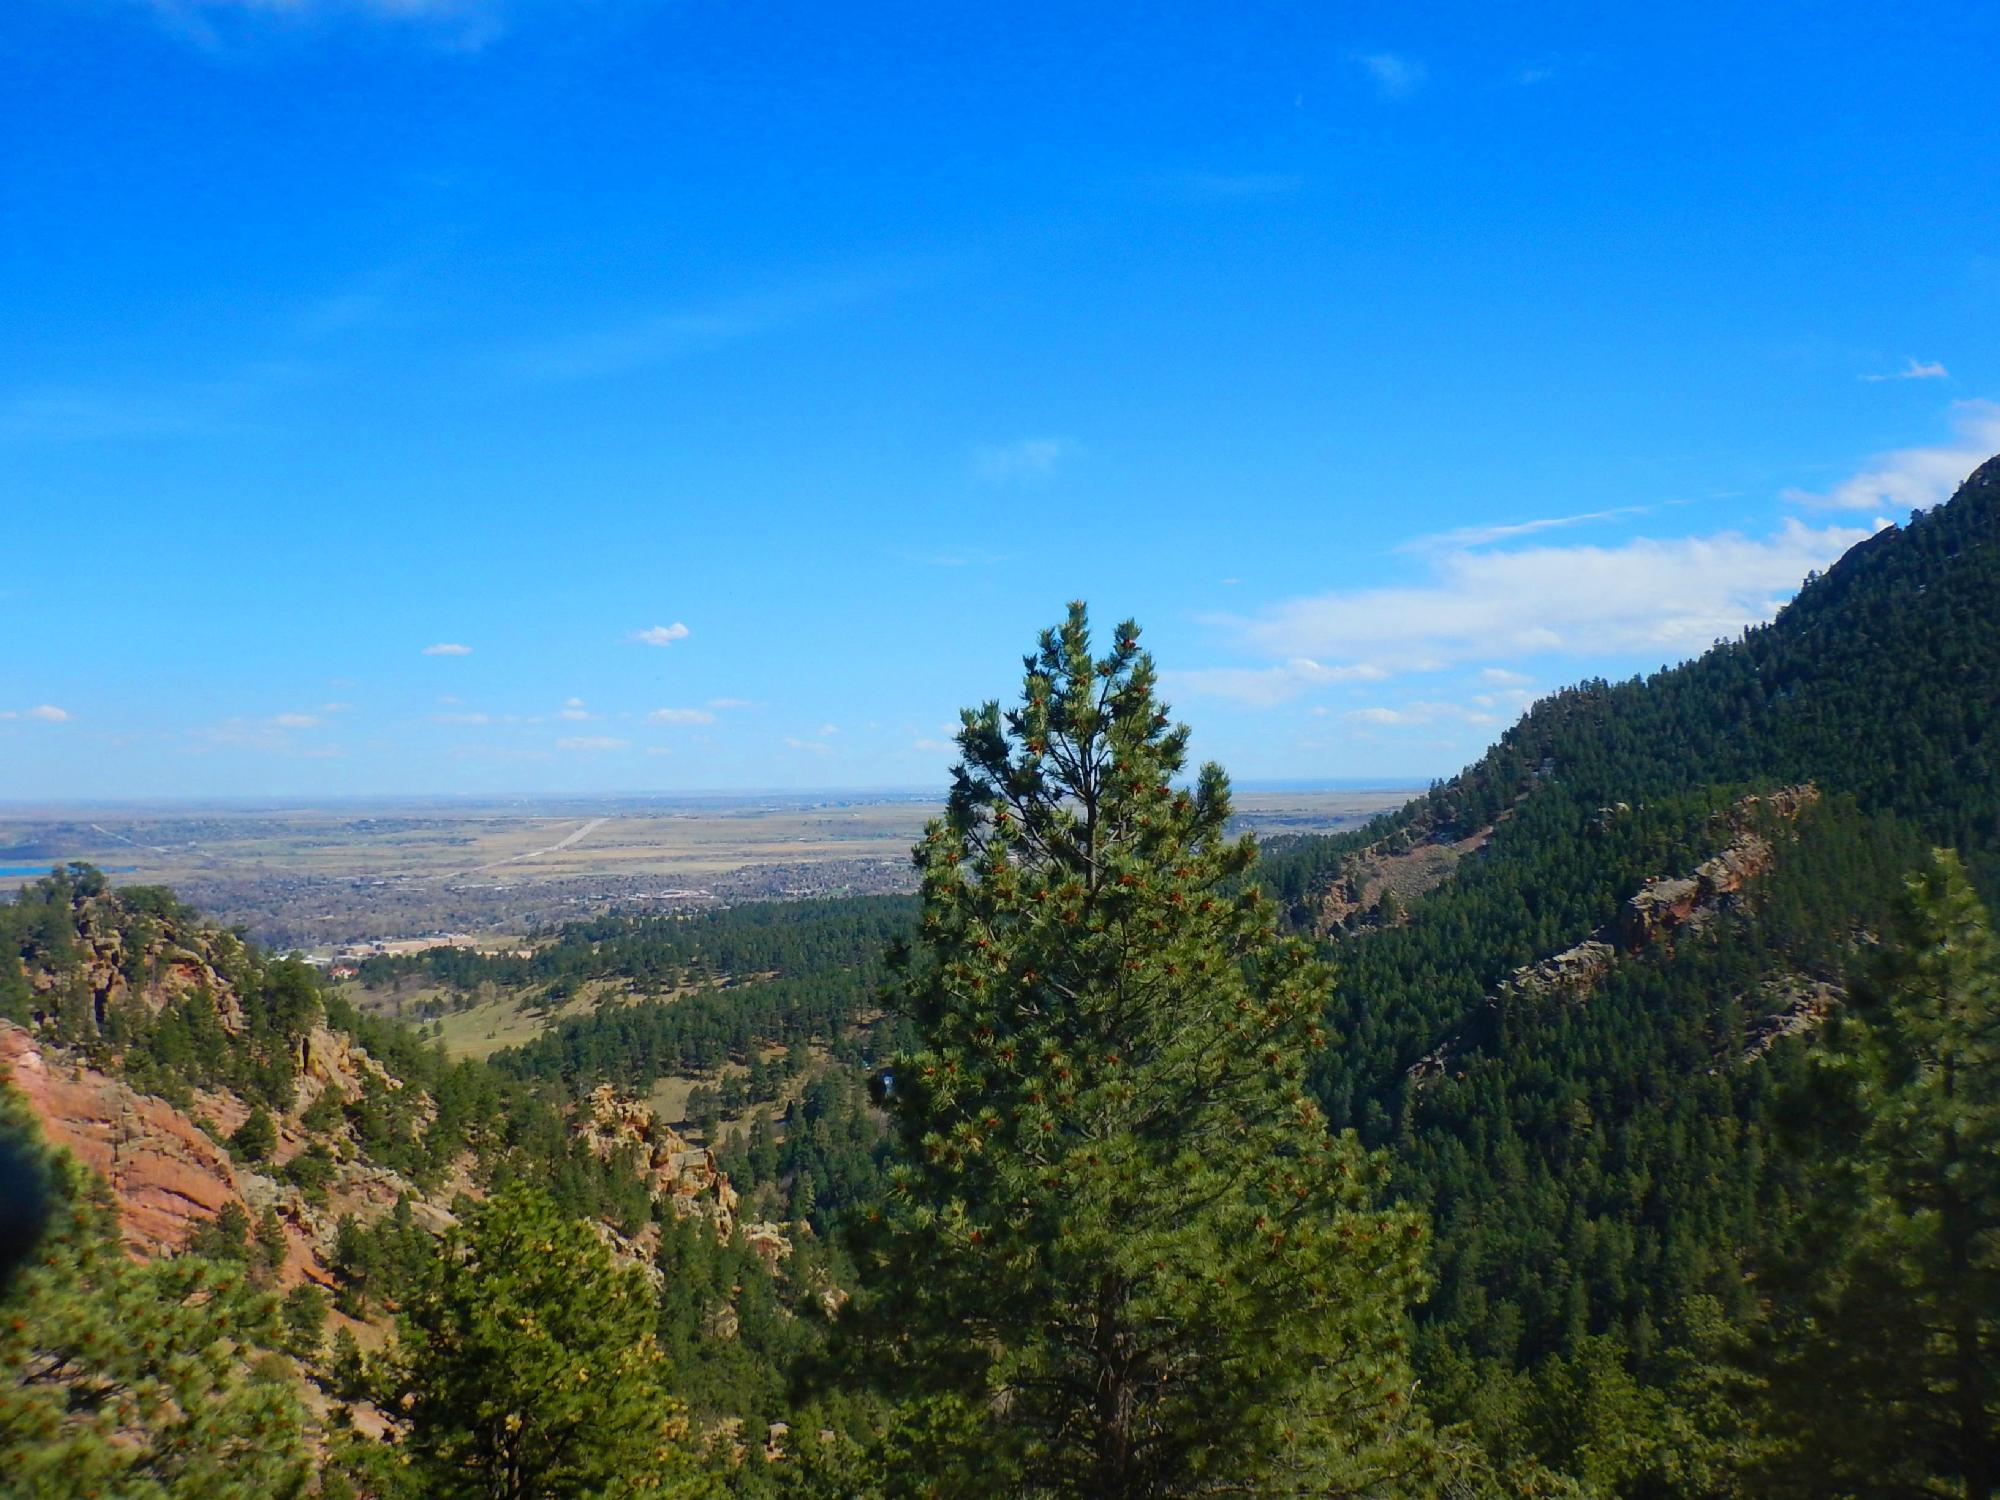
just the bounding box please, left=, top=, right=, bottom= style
left=647, top=707, right=715, bottom=726
left=1400, top=503, right=1657, bottom=552
left=706, top=697, right=755, bottom=710
left=1354, top=52, right=1426, bottom=99
left=506, top=270, right=911, bottom=383
left=1510, top=54, right=1590, bottom=87
left=431, top=710, right=543, bottom=726
left=1860, top=357, right=1949, bottom=383
left=784, top=736, right=836, bottom=756
left=193, top=715, right=344, bottom=757
left=141, top=0, right=507, bottom=53
left=631, top=623, right=691, bottom=647
left=0, top=705, right=72, bottom=723
left=972, top=438, right=1069, bottom=485
left=1137, top=169, right=1304, bottom=202
left=1784, top=399, right=2000, bottom=511
left=559, top=698, right=590, bottom=721
left=556, top=735, right=629, bottom=752
left=909, top=547, right=1015, bottom=568
left=423, top=642, right=473, bottom=656
left=0, top=379, right=265, bottom=444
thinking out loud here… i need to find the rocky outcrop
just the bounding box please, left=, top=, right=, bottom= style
left=296, top=1024, right=394, bottom=1110
left=1311, top=827, right=1493, bottom=933
left=22, top=909, right=246, bottom=1036
left=1409, top=786, right=1821, bottom=1090
left=1500, top=940, right=1617, bottom=1003
left=742, top=1220, right=793, bottom=1269
left=1741, top=976, right=1842, bottom=1060
left=578, top=1084, right=743, bottom=1241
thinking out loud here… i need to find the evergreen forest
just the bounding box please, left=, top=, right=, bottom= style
left=4, top=453, right=2000, bottom=1496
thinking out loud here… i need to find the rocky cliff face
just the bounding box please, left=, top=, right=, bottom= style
left=0, top=1021, right=357, bottom=1287
left=1409, top=787, right=1821, bottom=1088
left=1310, top=826, right=1494, bottom=933
left=2, top=1021, right=244, bottom=1256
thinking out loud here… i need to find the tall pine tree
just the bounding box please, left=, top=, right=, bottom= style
left=390, top=1184, right=705, bottom=1500
left=1757, top=848, right=2000, bottom=1497
left=851, top=604, right=1453, bottom=1497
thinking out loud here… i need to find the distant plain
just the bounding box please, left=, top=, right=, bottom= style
left=0, top=785, right=1416, bottom=950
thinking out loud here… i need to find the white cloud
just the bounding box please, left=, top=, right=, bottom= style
left=784, top=737, right=836, bottom=756
left=320, top=700, right=353, bottom=714
left=24, top=705, right=71, bottom=723
left=631, top=622, right=691, bottom=647
left=647, top=707, right=716, bottom=726
left=644, top=745, right=674, bottom=757
left=423, top=642, right=472, bottom=656
left=1354, top=52, right=1426, bottom=98
left=1785, top=400, right=2000, bottom=511
left=1347, top=701, right=1500, bottom=729
left=1207, top=519, right=1876, bottom=682
left=556, top=736, right=629, bottom=752
left=972, top=438, right=1068, bottom=484
left=1479, top=666, right=1532, bottom=686
left=1860, top=357, right=1949, bottom=383
left=816, top=723, right=841, bottom=737
left=707, top=697, right=755, bottom=710
left=913, top=737, right=955, bottom=753
left=272, top=713, right=320, bottom=729
left=560, top=698, right=590, bottom=721
left=1166, top=659, right=1389, bottom=709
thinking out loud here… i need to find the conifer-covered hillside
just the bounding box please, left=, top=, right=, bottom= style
left=0, top=867, right=858, bottom=1494
left=1252, top=452, right=2000, bottom=1487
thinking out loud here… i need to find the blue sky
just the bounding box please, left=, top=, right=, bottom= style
left=4, top=0, right=1996, bottom=798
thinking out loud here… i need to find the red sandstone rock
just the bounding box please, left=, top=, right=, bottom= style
left=1, top=1021, right=242, bottom=1256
